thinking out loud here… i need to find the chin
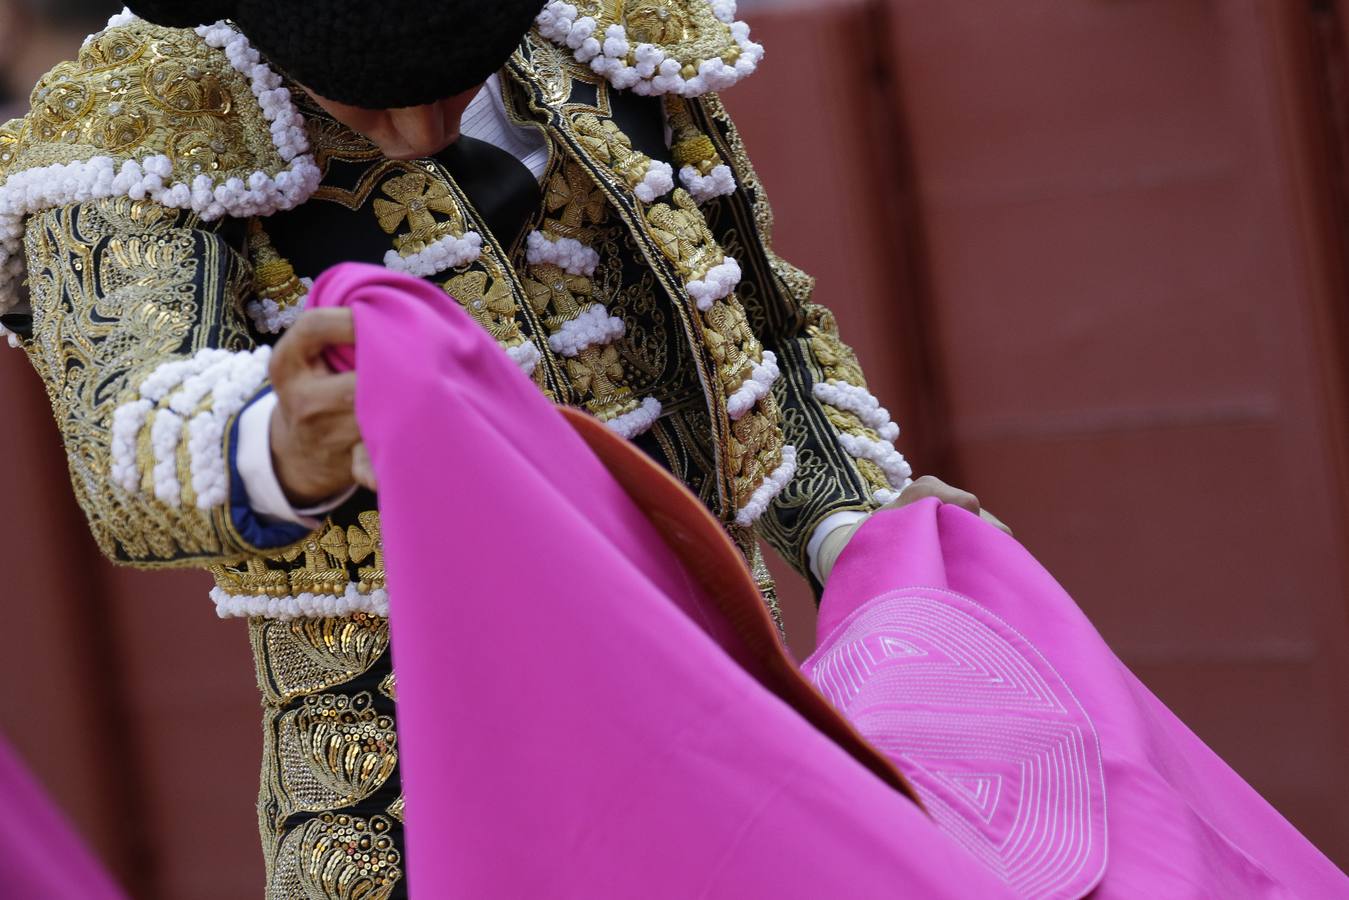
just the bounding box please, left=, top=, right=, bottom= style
left=383, top=132, right=461, bottom=161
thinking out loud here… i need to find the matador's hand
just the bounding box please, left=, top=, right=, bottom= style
left=815, top=476, right=1011, bottom=583
left=268, top=308, right=376, bottom=506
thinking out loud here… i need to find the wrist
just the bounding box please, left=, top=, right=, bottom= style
left=269, top=409, right=344, bottom=508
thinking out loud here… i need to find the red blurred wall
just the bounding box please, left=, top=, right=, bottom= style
left=1, top=1, right=1346, bottom=895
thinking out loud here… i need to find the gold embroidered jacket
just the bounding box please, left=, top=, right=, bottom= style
left=0, top=12, right=911, bottom=600
left=0, top=7, right=916, bottom=896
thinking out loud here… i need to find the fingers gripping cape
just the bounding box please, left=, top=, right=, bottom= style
left=307, top=262, right=1346, bottom=898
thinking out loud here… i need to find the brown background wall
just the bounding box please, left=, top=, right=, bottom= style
left=1, top=1, right=1346, bottom=895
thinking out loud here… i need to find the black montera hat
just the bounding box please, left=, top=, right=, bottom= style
left=125, top=0, right=545, bottom=108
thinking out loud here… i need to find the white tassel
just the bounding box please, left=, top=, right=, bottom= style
left=549, top=304, right=626, bottom=357
left=112, top=347, right=272, bottom=508
left=506, top=340, right=543, bottom=376
left=687, top=256, right=741, bottom=310
left=603, top=396, right=663, bottom=439
left=525, top=231, right=599, bottom=276
left=837, top=432, right=913, bottom=490
left=679, top=164, right=737, bottom=203
left=726, top=350, right=779, bottom=420
left=383, top=231, right=482, bottom=277
left=734, top=444, right=797, bottom=527
left=813, top=380, right=901, bottom=442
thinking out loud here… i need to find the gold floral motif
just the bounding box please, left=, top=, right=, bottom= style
left=251, top=614, right=390, bottom=705
left=702, top=300, right=758, bottom=392
left=345, top=512, right=386, bottom=594
left=373, top=169, right=468, bottom=255
left=269, top=813, right=402, bottom=900
left=283, top=692, right=398, bottom=806
left=571, top=113, right=662, bottom=197
left=8, top=19, right=283, bottom=185
left=283, top=528, right=352, bottom=597
left=544, top=160, right=607, bottom=236
left=805, top=304, right=867, bottom=387
left=443, top=269, right=520, bottom=341
left=645, top=189, right=725, bottom=282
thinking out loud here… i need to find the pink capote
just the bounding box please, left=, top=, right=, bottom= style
left=811, top=501, right=1349, bottom=898
left=309, top=262, right=1347, bottom=898
left=0, top=735, right=127, bottom=898
left=309, top=263, right=1014, bottom=898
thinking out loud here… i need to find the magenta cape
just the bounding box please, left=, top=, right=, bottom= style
left=0, top=736, right=127, bottom=898
left=309, top=262, right=1346, bottom=898
left=811, top=504, right=1349, bottom=898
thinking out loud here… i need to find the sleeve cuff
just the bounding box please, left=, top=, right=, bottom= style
left=227, top=388, right=328, bottom=550
left=236, top=390, right=356, bottom=527
left=806, top=510, right=871, bottom=584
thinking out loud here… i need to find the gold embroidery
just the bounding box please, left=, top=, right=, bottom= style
left=251, top=614, right=390, bottom=705
left=248, top=219, right=309, bottom=316
left=22, top=197, right=255, bottom=565
left=558, top=1, right=745, bottom=78
left=279, top=692, right=398, bottom=810
left=346, top=512, right=386, bottom=595
left=6, top=20, right=283, bottom=187
left=645, top=188, right=726, bottom=285
left=544, top=160, right=608, bottom=234
left=269, top=813, right=401, bottom=900
left=665, top=95, right=725, bottom=177
left=373, top=168, right=469, bottom=256
left=571, top=113, right=663, bottom=198
left=385, top=796, right=405, bottom=823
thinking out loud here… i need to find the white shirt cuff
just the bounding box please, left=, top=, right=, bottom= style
left=236, top=392, right=356, bottom=528
left=807, top=510, right=871, bottom=584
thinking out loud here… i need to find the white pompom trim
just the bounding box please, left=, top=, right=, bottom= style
left=109, top=398, right=152, bottom=492
left=679, top=164, right=737, bottom=203
left=873, top=487, right=905, bottom=505
left=813, top=379, right=901, bottom=442
left=211, top=583, right=391, bottom=620
left=726, top=349, right=778, bottom=420
left=149, top=409, right=184, bottom=506
left=604, top=396, right=662, bottom=439
left=548, top=303, right=626, bottom=357
left=0, top=14, right=322, bottom=314
left=111, top=347, right=272, bottom=509
left=246, top=276, right=310, bottom=334
left=0, top=321, right=20, bottom=349
left=687, top=256, right=741, bottom=310
left=537, top=2, right=764, bottom=98
left=837, top=432, right=913, bottom=490
left=383, top=231, right=482, bottom=277
left=634, top=160, right=674, bottom=203
left=734, top=443, right=797, bottom=526
left=506, top=340, right=543, bottom=376
left=526, top=231, right=599, bottom=276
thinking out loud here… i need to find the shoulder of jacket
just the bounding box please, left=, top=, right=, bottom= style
left=526, top=0, right=764, bottom=98
left=0, top=13, right=319, bottom=222
left=0, top=13, right=320, bottom=313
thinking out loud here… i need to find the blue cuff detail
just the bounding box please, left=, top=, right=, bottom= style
left=229, top=386, right=313, bottom=549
